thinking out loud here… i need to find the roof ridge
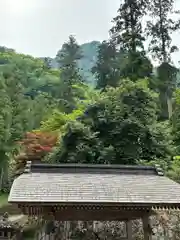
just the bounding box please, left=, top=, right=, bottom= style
left=23, top=162, right=163, bottom=175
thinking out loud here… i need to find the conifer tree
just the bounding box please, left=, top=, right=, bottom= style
left=92, top=41, right=121, bottom=89
left=56, top=35, right=83, bottom=112
left=146, top=0, right=180, bottom=119
left=110, top=0, right=152, bottom=81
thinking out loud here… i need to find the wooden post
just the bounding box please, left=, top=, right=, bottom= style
left=127, top=220, right=133, bottom=240
left=142, top=215, right=152, bottom=240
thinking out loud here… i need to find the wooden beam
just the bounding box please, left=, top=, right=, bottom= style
left=19, top=204, right=156, bottom=221
left=50, top=209, right=150, bottom=221
left=142, top=215, right=152, bottom=240
left=127, top=220, right=132, bottom=240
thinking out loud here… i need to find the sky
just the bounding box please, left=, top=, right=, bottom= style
left=0, top=0, right=180, bottom=65
left=1, top=0, right=119, bottom=57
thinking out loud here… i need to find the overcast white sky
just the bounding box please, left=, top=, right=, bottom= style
left=0, top=0, right=180, bottom=64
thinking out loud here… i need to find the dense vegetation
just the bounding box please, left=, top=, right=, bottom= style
left=1, top=0, right=180, bottom=193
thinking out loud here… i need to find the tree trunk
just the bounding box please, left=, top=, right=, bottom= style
left=0, top=168, right=4, bottom=191
left=167, top=95, right=172, bottom=119
left=0, top=150, right=8, bottom=192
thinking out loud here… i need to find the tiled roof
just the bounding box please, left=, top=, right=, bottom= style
left=8, top=162, right=180, bottom=207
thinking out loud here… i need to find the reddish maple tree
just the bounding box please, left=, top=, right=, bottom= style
left=15, top=131, right=58, bottom=176
left=19, top=131, right=58, bottom=159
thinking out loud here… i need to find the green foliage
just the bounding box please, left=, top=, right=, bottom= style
left=120, top=51, right=153, bottom=81
left=92, top=41, right=121, bottom=89
left=72, top=82, right=101, bottom=106
left=167, top=156, right=180, bottom=182
left=171, top=89, right=180, bottom=153
left=50, top=79, right=171, bottom=164
left=0, top=48, right=59, bottom=191
left=41, top=83, right=100, bottom=132
left=41, top=109, right=84, bottom=133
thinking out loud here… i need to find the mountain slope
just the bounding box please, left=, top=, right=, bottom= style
left=78, top=41, right=100, bottom=85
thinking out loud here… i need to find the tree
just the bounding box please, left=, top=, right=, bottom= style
left=92, top=41, right=121, bottom=89
left=19, top=131, right=58, bottom=159
left=146, top=0, right=180, bottom=119
left=110, top=0, right=146, bottom=52
left=0, top=49, right=59, bottom=191
left=56, top=36, right=83, bottom=112
left=50, top=80, right=171, bottom=165
left=40, top=83, right=101, bottom=132
left=147, top=0, right=180, bottom=62
left=119, top=51, right=153, bottom=81
left=171, top=89, right=180, bottom=154
left=157, top=63, right=178, bottom=119
left=56, top=35, right=82, bottom=84
left=14, top=131, right=58, bottom=176
left=0, top=74, right=12, bottom=191
left=110, top=0, right=152, bottom=81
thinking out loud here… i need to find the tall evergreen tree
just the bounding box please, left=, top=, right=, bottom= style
left=56, top=35, right=82, bottom=85
left=146, top=0, right=180, bottom=119
left=56, top=35, right=83, bottom=112
left=110, top=0, right=146, bottom=52
left=92, top=41, right=121, bottom=89
left=110, top=0, right=152, bottom=81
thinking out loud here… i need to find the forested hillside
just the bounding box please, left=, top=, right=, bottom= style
left=1, top=0, right=180, bottom=194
